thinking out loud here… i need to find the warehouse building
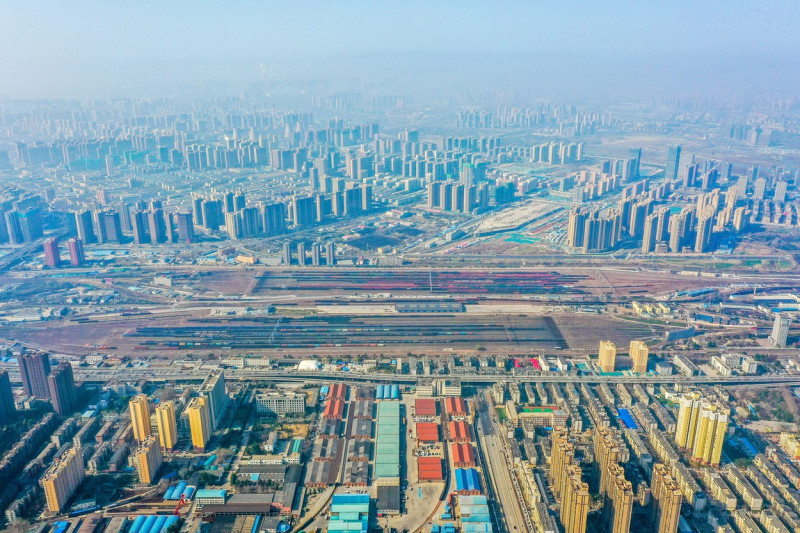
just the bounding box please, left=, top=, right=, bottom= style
left=455, top=468, right=482, bottom=495
left=415, top=398, right=438, bottom=417
left=449, top=421, right=472, bottom=443
left=416, top=422, right=439, bottom=443
left=445, top=397, right=468, bottom=418
left=452, top=443, right=477, bottom=468
left=328, top=494, right=370, bottom=533
left=418, top=457, right=444, bottom=482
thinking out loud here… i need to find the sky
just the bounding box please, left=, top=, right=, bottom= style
left=0, top=0, right=798, bottom=99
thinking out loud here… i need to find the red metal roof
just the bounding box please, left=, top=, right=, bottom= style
left=445, top=397, right=467, bottom=416
left=417, top=457, right=443, bottom=481
left=323, top=399, right=345, bottom=419
left=415, top=398, right=438, bottom=416
left=329, top=383, right=348, bottom=400
left=452, top=443, right=476, bottom=466
left=416, top=422, right=440, bottom=442
left=448, top=420, right=472, bottom=442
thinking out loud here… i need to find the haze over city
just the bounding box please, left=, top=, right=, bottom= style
left=1, top=1, right=799, bottom=98
left=1, top=3, right=800, bottom=533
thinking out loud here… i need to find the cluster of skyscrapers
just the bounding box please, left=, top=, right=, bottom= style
left=282, top=240, right=335, bottom=267
left=675, top=391, right=730, bottom=467
left=597, top=340, right=648, bottom=374
left=18, top=352, right=78, bottom=415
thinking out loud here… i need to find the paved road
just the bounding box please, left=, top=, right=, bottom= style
left=475, top=397, right=529, bottom=533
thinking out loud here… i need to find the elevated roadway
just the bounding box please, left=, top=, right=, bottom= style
left=72, top=367, right=800, bottom=387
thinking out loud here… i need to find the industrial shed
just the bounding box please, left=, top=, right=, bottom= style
left=396, top=302, right=463, bottom=313
left=376, top=485, right=401, bottom=515
left=415, top=398, right=438, bottom=417
left=354, top=387, right=375, bottom=400
left=347, top=440, right=372, bottom=462
left=305, top=460, right=338, bottom=487
left=328, top=383, right=348, bottom=400
left=319, top=418, right=343, bottom=438
left=323, top=399, right=345, bottom=420
left=343, top=461, right=370, bottom=487
left=417, top=457, right=444, bottom=482
left=449, top=421, right=472, bottom=443
left=452, top=443, right=477, bottom=468
left=375, top=400, right=402, bottom=482
left=455, top=468, right=482, bottom=494
left=445, top=397, right=468, bottom=417
left=349, top=418, right=373, bottom=439
left=351, top=399, right=374, bottom=419
left=312, top=437, right=344, bottom=461
left=416, top=422, right=440, bottom=443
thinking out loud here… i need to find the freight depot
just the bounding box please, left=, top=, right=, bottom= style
left=127, top=314, right=567, bottom=350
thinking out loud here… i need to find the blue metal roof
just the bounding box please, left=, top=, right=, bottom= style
left=195, top=489, right=227, bottom=499
left=617, top=408, right=639, bottom=429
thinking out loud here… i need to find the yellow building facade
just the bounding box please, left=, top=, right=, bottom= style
left=129, top=394, right=151, bottom=442
left=187, top=397, right=211, bottom=451
left=155, top=400, right=178, bottom=450
left=598, top=341, right=617, bottom=373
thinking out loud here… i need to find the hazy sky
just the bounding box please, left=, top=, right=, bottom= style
left=1, top=0, right=798, bottom=98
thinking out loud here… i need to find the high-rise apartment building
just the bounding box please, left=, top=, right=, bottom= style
left=770, top=313, right=791, bottom=348
left=630, top=341, right=649, bottom=373
left=148, top=209, right=167, bottom=243
left=187, top=397, right=211, bottom=451
left=775, top=180, right=788, bottom=203
left=129, top=394, right=152, bottom=442
left=651, top=463, right=682, bottom=533
left=592, top=426, right=633, bottom=533
left=665, top=145, right=681, bottom=182
left=200, top=370, right=228, bottom=431
left=325, top=242, right=335, bottom=265
left=694, top=210, right=714, bottom=253
left=48, top=363, right=77, bottom=415
left=675, top=391, right=729, bottom=466
left=562, top=465, right=590, bottom=533
left=134, top=435, right=163, bottom=484
left=131, top=210, right=149, bottom=244
left=753, top=178, right=767, bottom=200
left=67, top=238, right=85, bottom=266
left=155, top=400, right=178, bottom=450
left=0, top=370, right=16, bottom=424
left=691, top=403, right=729, bottom=466
left=74, top=210, right=97, bottom=244
left=175, top=212, right=194, bottom=243
left=42, top=446, right=85, bottom=513
left=605, top=464, right=633, bottom=533
left=18, top=352, right=51, bottom=398
left=598, top=341, right=617, bottom=373
left=43, top=238, right=61, bottom=268
left=642, top=213, right=658, bottom=253
left=567, top=208, right=587, bottom=249
left=549, top=428, right=588, bottom=533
